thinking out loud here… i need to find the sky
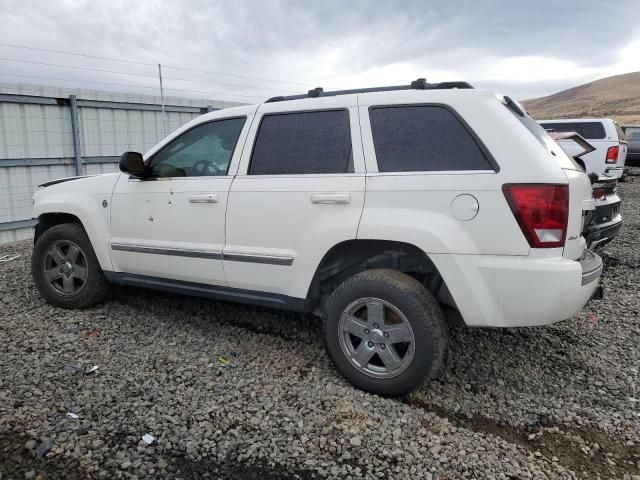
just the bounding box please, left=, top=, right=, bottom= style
left=1, top=0, right=639, bottom=103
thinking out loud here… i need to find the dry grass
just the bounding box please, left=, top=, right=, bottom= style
left=522, top=71, right=640, bottom=124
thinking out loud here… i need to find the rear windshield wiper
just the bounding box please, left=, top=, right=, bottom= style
left=504, top=95, right=526, bottom=117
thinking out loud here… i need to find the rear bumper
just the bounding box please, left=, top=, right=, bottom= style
left=431, top=250, right=602, bottom=328
left=584, top=217, right=622, bottom=248
left=579, top=249, right=603, bottom=285
left=604, top=166, right=624, bottom=179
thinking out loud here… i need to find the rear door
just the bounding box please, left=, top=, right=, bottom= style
left=224, top=99, right=366, bottom=299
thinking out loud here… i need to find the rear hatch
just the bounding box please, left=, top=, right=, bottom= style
left=504, top=99, right=595, bottom=260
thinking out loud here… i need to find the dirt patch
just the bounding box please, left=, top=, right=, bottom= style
left=403, top=397, right=640, bottom=479
left=0, top=430, right=317, bottom=480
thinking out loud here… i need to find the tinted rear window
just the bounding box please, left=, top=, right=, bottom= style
left=369, top=106, right=493, bottom=172
left=539, top=121, right=606, bottom=140
left=249, top=110, right=352, bottom=175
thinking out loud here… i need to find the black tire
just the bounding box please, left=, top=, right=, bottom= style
left=323, top=269, right=447, bottom=396
left=31, top=223, right=110, bottom=308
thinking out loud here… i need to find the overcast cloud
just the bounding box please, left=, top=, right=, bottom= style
left=1, top=0, right=639, bottom=102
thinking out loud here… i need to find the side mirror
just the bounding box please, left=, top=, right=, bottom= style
left=119, top=151, right=147, bottom=178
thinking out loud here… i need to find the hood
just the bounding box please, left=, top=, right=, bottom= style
left=33, top=173, right=121, bottom=201
left=38, top=175, right=96, bottom=188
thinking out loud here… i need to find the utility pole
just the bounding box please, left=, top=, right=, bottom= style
left=158, top=63, right=167, bottom=135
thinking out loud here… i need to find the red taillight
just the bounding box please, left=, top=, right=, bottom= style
left=606, top=146, right=619, bottom=164
left=593, top=188, right=606, bottom=200
left=503, top=184, right=569, bottom=248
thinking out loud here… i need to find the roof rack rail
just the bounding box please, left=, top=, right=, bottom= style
left=266, top=78, right=474, bottom=103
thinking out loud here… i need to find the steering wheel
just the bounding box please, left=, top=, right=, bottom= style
left=193, top=160, right=223, bottom=176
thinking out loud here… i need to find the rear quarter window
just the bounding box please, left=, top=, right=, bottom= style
left=369, top=105, right=494, bottom=172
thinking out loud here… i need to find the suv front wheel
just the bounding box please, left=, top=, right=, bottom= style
left=323, top=269, right=447, bottom=396
left=32, top=223, right=110, bottom=308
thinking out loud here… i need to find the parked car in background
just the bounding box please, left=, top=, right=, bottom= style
left=625, top=130, right=640, bottom=167
left=539, top=118, right=627, bottom=179
left=621, top=124, right=640, bottom=137
left=548, top=132, right=622, bottom=249
left=30, top=80, right=603, bottom=396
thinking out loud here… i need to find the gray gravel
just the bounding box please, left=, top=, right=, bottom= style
left=1, top=181, right=639, bottom=479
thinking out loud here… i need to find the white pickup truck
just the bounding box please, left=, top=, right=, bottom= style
left=30, top=81, right=603, bottom=395
left=548, top=132, right=622, bottom=249
left=539, top=118, right=627, bottom=179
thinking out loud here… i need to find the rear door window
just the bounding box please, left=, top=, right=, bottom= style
left=369, top=105, right=494, bottom=172
left=249, top=110, right=353, bottom=175
left=539, top=121, right=606, bottom=140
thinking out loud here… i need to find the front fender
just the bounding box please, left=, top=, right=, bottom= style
left=32, top=174, right=120, bottom=271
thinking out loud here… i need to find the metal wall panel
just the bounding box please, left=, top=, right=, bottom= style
left=0, top=82, right=245, bottom=244
left=83, top=163, right=119, bottom=175
left=0, top=226, right=33, bottom=244
left=0, top=164, right=75, bottom=223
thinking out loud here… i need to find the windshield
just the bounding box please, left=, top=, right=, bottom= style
left=624, top=126, right=640, bottom=138
left=539, top=121, right=606, bottom=140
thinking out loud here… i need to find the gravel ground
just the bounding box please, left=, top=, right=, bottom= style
left=1, top=181, right=639, bottom=480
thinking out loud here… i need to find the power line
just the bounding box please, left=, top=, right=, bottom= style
left=0, top=57, right=158, bottom=78
left=0, top=57, right=295, bottom=93
left=0, top=72, right=266, bottom=100
left=161, top=74, right=292, bottom=93
left=0, top=42, right=315, bottom=88
left=161, top=64, right=314, bottom=88
left=0, top=43, right=156, bottom=67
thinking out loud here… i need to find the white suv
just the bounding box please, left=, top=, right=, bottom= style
left=539, top=118, right=628, bottom=179
left=31, top=80, right=603, bottom=396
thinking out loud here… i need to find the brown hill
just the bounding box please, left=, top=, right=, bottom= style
left=522, top=71, right=640, bottom=124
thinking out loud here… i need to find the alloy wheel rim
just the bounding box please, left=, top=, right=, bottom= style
left=42, top=240, right=88, bottom=297
left=338, top=297, right=415, bottom=379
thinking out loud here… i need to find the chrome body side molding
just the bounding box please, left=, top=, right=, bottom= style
left=110, top=243, right=294, bottom=266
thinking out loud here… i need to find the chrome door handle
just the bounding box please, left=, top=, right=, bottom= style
left=310, top=193, right=351, bottom=204
left=188, top=193, right=218, bottom=203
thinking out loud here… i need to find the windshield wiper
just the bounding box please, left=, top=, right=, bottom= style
left=504, top=95, right=526, bottom=117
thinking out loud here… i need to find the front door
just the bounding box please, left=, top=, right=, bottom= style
left=109, top=116, right=250, bottom=285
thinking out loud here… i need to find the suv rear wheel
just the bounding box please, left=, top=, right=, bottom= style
left=323, top=269, right=447, bottom=396
left=32, top=223, right=110, bottom=308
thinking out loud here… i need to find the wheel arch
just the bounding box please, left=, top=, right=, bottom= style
left=33, top=202, right=113, bottom=271
left=34, top=212, right=82, bottom=243
left=305, top=239, right=457, bottom=315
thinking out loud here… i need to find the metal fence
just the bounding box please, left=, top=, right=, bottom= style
left=0, top=82, right=244, bottom=243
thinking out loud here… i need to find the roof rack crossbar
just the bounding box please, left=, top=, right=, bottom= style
left=266, top=79, right=473, bottom=103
